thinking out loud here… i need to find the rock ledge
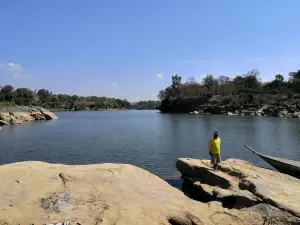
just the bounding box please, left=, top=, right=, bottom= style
left=0, top=106, right=58, bottom=126
left=1, top=161, right=298, bottom=225
left=177, top=158, right=300, bottom=221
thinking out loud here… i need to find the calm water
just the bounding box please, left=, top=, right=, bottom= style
left=1, top=110, right=300, bottom=180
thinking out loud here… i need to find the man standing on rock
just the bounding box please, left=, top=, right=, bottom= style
left=208, top=131, right=221, bottom=171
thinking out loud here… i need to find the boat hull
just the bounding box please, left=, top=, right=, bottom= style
left=259, top=154, right=300, bottom=179
left=244, top=144, right=300, bottom=180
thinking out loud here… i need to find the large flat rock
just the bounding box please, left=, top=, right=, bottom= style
left=177, top=158, right=300, bottom=218
left=0, top=106, right=58, bottom=124
left=0, top=161, right=281, bottom=225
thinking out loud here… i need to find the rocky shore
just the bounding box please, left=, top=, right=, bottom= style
left=189, top=104, right=300, bottom=118
left=177, top=158, right=300, bottom=224
left=0, top=106, right=58, bottom=126
left=0, top=159, right=299, bottom=224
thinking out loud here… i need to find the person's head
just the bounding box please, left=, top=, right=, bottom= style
left=213, top=131, right=219, bottom=139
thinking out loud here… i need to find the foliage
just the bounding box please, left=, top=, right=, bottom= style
left=171, top=74, right=182, bottom=89
left=202, top=74, right=215, bottom=91
left=0, top=85, right=131, bottom=110
left=158, top=69, right=300, bottom=110
left=132, top=101, right=160, bottom=110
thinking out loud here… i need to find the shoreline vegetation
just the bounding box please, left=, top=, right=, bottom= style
left=0, top=85, right=159, bottom=126
left=0, top=85, right=160, bottom=112
left=2, top=68, right=300, bottom=118
left=157, top=69, right=300, bottom=118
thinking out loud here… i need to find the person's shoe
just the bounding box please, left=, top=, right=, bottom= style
left=213, top=165, right=218, bottom=171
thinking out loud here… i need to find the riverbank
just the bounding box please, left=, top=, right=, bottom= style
left=158, top=95, right=300, bottom=118
left=188, top=104, right=300, bottom=118
left=51, top=107, right=134, bottom=112
left=1, top=159, right=299, bottom=224
left=0, top=106, right=58, bottom=126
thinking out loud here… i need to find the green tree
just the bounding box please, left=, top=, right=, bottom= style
left=243, top=69, right=261, bottom=90
left=171, top=74, right=182, bottom=89
left=202, top=74, right=215, bottom=92
left=157, top=90, right=166, bottom=100
left=71, top=95, right=79, bottom=102
left=37, top=89, right=50, bottom=103
left=0, top=85, right=14, bottom=101
left=288, top=70, right=300, bottom=93
left=289, top=70, right=300, bottom=80
left=275, top=74, right=284, bottom=83
left=13, top=88, right=34, bottom=105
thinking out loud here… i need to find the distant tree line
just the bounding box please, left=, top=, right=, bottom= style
left=131, top=100, right=160, bottom=110
left=158, top=69, right=300, bottom=111
left=0, top=86, right=131, bottom=111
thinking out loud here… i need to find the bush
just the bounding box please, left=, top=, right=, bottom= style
left=288, top=90, right=294, bottom=99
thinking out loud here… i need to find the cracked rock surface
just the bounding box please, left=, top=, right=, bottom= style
left=177, top=158, right=300, bottom=224
left=0, top=106, right=58, bottom=125
left=0, top=161, right=291, bottom=225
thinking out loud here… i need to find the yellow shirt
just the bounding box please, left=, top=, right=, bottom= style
left=209, top=137, right=221, bottom=154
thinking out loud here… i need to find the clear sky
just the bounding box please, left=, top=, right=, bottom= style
left=0, top=1, right=299, bottom=101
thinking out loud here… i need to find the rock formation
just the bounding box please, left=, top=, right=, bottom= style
left=177, top=158, right=300, bottom=224
left=1, top=161, right=297, bottom=225
left=0, top=106, right=58, bottom=126
left=189, top=104, right=300, bottom=118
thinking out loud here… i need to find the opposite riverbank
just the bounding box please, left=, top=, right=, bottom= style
left=158, top=95, right=300, bottom=118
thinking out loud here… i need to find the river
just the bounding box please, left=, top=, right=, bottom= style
left=1, top=110, right=300, bottom=183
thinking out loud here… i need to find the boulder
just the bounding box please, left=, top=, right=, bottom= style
left=0, top=161, right=280, bottom=225
left=177, top=158, right=300, bottom=218
left=0, top=112, right=12, bottom=123
left=36, top=106, right=58, bottom=120
left=0, top=106, right=59, bottom=124
left=243, top=111, right=255, bottom=116
left=291, top=112, right=300, bottom=118
left=271, top=108, right=280, bottom=117
left=0, top=112, right=24, bottom=124
left=227, top=112, right=238, bottom=116
left=30, top=112, right=46, bottom=120
left=280, top=110, right=289, bottom=117
left=0, top=120, right=9, bottom=125
left=213, top=188, right=261, bottom=209
left=11, top=112, right=35, bottom=122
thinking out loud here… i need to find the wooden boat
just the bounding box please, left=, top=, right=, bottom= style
left=244, top=144, right=300, bottom=179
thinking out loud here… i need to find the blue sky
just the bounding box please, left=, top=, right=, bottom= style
left=0, top=0, right=299, bottom=101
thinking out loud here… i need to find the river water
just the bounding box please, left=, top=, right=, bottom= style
left=1, top=110, right=300, bottom=182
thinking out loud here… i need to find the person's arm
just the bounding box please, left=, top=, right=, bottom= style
left=208, top=139, right=211, bottom=152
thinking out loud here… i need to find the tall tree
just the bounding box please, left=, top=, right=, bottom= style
left=218, top=76, right=231, bottom=95
left=0, top=85, right=14, bottom=101
left=243, top=69, right=261, bottom=90
left=289, top=70, right=300, bottom=80
left=275, top=74, right=284, bottom=83
left=288, top=70, right=300, bottom=93
left=171, top=74, right=182, bottom=89
left=14, top=88, right=34, bottom=105
left=37, top=89, right=50, bottom=103
left=202, top=74, right=215, bottom=92
left=157, top=90, right=166, bottom=100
